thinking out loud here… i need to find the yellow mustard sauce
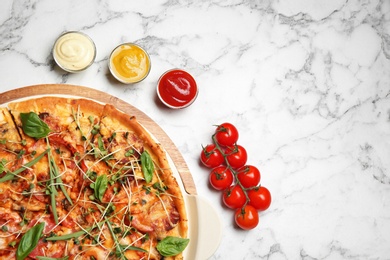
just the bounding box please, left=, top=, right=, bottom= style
left=53, top=31, right=96, bottom=72
left=109, top=44, right=151, bottom=83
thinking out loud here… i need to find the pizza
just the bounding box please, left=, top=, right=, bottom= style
left=0, top=97, right=189, bottom=260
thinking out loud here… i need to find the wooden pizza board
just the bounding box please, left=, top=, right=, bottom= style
left=0, top=84, right=197, bottom=195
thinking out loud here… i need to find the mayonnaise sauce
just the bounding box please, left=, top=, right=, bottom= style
left=53, top=31, right=96, bottom=72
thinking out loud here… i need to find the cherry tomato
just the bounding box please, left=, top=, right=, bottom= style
left=222, top=185, right=246, bottom=209
left=215, top=123, right=239, bottom=147
left=248, top=186, right=271, bottom=211
left=226, top=145, right=247, bottom=169
left=237, top=165, right=261, bottom=188
left=235, top=205, right=259, bottom=230
left=200, top=144, right=224, bottom=168
left=209, top=166, right=234, bottom=191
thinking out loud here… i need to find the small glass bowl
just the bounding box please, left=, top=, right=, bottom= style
left=53, top=31, right=96, bottom=73
left=108, top=43, right=151, bottom=84
left=157, top=69, right=198, bottom=109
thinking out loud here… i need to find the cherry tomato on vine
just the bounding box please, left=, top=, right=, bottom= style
left=215, top=123, right=239, bottom=147
left=248, top=186, right=271, bottom=211
left=200, top=144, right=224, bottom=168
left=226, top=145, right=247, bottom=169
left=222, top=185, right=246, bottom=209
left=234, top=205, right=259, bottom=230
left=209, top=166, right=234, bottom=191
left=237, top=165, right=261, bottom=188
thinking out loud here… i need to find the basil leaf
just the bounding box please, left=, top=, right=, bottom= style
left=37, top=257, right=69, bottom=260
left=16, top=222, right=45, bottom=260
left=156, top=236, right=190, bottom=257
left=20, top=112, right=50, bottom=139
left=141, top=151, right=154, bottom=183
left=94, top=174, right=108, bottom=202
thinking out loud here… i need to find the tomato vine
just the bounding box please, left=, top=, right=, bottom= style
left=200, top=122, right=272, bottom=230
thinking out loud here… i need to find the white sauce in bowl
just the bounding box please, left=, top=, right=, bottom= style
left=53, top=31, right=96, bottom=72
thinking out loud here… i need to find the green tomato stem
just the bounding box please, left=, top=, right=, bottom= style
left=211, top=134, right=251, bottom=208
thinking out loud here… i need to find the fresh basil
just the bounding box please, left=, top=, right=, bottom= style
left=141, top=151, right=154, bottom=183
left=20, top=112, right=51, bottom=139
left=156, top=236, right=189, bottom=257
left=94, top=174, right=108, bottom=202
left=16, top=222, right=45, bottom=260
left=36, top=257, right=69, bottom=260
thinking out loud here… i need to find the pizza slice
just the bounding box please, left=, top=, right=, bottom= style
left=90, top=104, right=189, bottom=259
left=8, top=97, right=87, bottom=220
left=0, top=107, right=23, bottom=151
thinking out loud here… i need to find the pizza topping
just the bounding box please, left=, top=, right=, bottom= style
left=156, top=236, right=190, bottom=257
left=0, top=149, right=49, bottom=183
left=37, top=257, right=69, bottom=260
left=20, top=112, right=51, bottom=139
left=16, top=222, right=45, bottom=260
left=140, top=151, right=154, bottom=183
left=92, top=174, right=108, bottom=202
left=1, top=97, right=188, bottom=259
left=0, top=159, right=7, bottom=174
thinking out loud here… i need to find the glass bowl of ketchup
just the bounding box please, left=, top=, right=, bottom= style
left=157, top=69, right=198, bottom=109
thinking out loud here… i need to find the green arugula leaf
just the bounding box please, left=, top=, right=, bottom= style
left=120, top=244, right=148, bottom=253
left=45, top=217, right=109, bottom=242
left=0, top=158, right=7, bottom=173
left=0, top=149, right=49, bottom=183
left=98, top=135, right=105, bottom=152
left=16, top=222, right=45, bottom=260
left=36, top=256, right=69, bottom=260
left=156, top=236, right=189, bottom=257
left=20, top=112, right=50, bottom=139
left=45, top=229, right=90, bottom=241
left=141, top=151, right=154, bottom=183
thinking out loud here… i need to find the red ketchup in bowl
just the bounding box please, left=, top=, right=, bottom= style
left=157, top=69, right=198, bottom=109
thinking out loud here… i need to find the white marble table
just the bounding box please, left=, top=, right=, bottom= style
left=1, top=0, right=389, bottom=259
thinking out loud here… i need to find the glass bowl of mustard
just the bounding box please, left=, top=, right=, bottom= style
left=53, top=31, right=96, bottom=73
left=108, top=43, right=151, bottom=84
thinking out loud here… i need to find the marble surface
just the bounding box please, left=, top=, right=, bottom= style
left=1, top=0, right=390, bottom=259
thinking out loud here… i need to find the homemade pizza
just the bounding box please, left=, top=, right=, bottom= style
left=0, top=97, right=189, bottom=260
